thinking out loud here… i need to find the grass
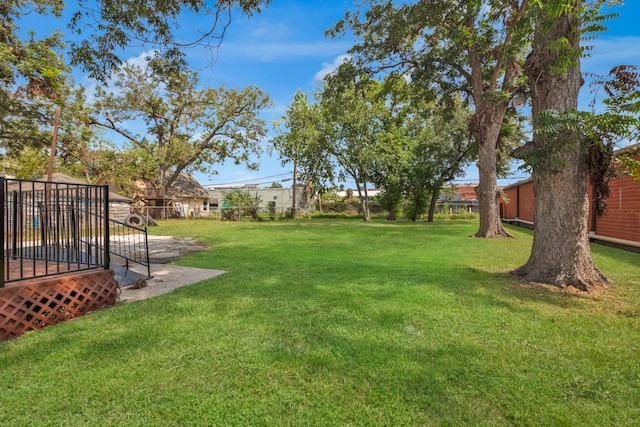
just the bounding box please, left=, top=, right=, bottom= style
left=1, top=218, right=639, bottom=426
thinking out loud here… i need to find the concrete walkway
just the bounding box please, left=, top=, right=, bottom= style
left=118, top=264, right=225, bottom=303
left=115, top=235, right=225, bottom=303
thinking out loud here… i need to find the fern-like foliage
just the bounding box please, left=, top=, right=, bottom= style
left=531, top=65, right=640, bottom=216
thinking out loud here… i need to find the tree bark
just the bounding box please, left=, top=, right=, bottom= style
left=357, top=181, right=371, bottom=222
left=47, top=105, right=62, bottom=181
left=513, top=1, right=609, bottom=291
left=427, top=189, right=439, bottom=223
left=472, top=107, right=513, bottom=238
left=292, top=161, right=297, bottom=217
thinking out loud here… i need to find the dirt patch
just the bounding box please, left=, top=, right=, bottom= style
left=146, top=236, right=209, bottom=263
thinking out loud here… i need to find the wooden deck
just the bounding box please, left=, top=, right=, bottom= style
left=4, top=258, right=97, bottom=286
left=0, top=266, right=118, bottom=342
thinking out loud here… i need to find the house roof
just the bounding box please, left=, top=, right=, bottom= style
left=166, top=173, right=210, bottom=198
left=19, top=173, right=133, bottom=203
left=501, top=178, right=533, bottom=191
left=615, top=142, right=640, bottom=156
left=502, top=143, right=640, bottom=191
left=454, top=185, right=478, bottom=200
left=137, top=173, right=210, bottom=199
left=36, top=172, right=87, bottom=185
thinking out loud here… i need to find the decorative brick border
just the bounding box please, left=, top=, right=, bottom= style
left=0, top=269, right=118, bottom=342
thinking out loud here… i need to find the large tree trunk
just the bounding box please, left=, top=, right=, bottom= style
left=513, top=1, right=609, bottom=291
left=473, top=108, right=513, bottom=238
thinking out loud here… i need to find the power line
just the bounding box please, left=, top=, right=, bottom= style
left=205, top=172, right=292, bottom=186
left=450, top=176, right=529, bottom=183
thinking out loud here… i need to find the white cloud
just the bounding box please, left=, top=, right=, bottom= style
left=264, top=102, right=288, bottom=119
left=219, top=40, right=352, bottom=62
left=250, top=23, right=290, bottom=38
left=313, top=54, right=352, bottom=82
left=123, top=50, right=158, bottom=69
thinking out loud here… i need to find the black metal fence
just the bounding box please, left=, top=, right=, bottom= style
left=108, top=218, right=150, bottom=279
left=1, top=177, right=110, bottom=287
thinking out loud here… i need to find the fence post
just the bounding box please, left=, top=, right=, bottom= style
left=144, top=225, right=150, bottom=278
left=0, top=176, right=4, bottom=288
left=103, top=185, right=110, bottom=270
left=12, top=190, right=18, bottom=259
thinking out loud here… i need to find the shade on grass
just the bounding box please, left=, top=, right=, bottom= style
left=1, top=219, right=639, bottom=426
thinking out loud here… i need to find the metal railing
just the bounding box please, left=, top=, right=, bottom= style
left=1, top=177, right=110, bottom=287
left=107, top=218, right=150, bottom=279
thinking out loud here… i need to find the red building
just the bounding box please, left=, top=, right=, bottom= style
left=500, top=144, right=640, bottom=251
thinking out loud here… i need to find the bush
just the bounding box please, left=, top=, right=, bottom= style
left=308, top=211, right=362, bottom=219
left=434, top=212, right=479, bottom=220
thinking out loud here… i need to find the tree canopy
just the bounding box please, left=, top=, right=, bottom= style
left=329, top=0, right=533, bottom=237
left=512, top=0, right=622, bottom=291
left=70, top=0, right=271, bottom=81
left=0, top=0, right=68, bottom=154
left=272, top=65, right=474, bottom=222
left=90, top=61, right=271, bottom=197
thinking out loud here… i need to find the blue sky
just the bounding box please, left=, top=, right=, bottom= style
left=19, top=1, right=640, bottom=188
left=175, top=0, right=358, bottom=188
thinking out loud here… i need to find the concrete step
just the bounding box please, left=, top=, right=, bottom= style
left=111, top=263, right=149, bottom=287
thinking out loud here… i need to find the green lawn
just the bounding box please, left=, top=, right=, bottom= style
left=1, top=219, right=639, bottom=426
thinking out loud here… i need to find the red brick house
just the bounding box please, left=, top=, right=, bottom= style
left=438, top=184, right=479, bottom=213
left=500, top=144, right=640, bottom=251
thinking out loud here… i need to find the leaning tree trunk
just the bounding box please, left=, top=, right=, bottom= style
left=355, top=181, right=371, bottom=222
left=361, top=183, right=371, bottom=222
left=473, top=108, right=513, bottom=238
left=513, top=1, right=609, bottom=291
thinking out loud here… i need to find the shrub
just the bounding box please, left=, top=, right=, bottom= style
left=308, top=211, right=362, bottom=219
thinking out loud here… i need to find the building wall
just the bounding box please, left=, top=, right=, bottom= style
left=179, top=198, right=211, bottom=218
left=208, top=187, right=308, bottom=211
left=109, top=201, right=131, bottom=222
left=500, top=167, right=640, bottom=245
left=588, top=174, right=640, bottom=243
left=455, top=185, right=478, bottom=201
left=501, top=181, right=535, bottom=223
left=501, top=187, right=518, bottom=219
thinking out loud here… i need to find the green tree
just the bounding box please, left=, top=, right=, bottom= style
left=0, top=0, right=68, bottom=158
left=90, top=61, right=271, bottom=204
left=223, top=190, right=262, bottom=219
left=513, top=0, right=616, bottom=291
left=368, top=75, right=415, bottom=221
left=368, top=76, right=474, bottom=223
left=376, top=182, right=403, bottom=220
left=409, top=98, right=474, bottom=222
left=271, top=90, right=336, bottom=214
left=0, top=147, right=48, bottom=178
left=70, top=0, right=271, bottom=81
left=619, top=150, right=640, bottom=182
left=330, top=0, right=532, bottom=236
left=317, top=63, right=389, bottom=221
left=590, top=65, right=640, bottom=185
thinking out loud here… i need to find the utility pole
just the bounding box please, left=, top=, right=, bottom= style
left=292, top=161, right=297, bottom=217
left=47, top=105, right=61, bottom=181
